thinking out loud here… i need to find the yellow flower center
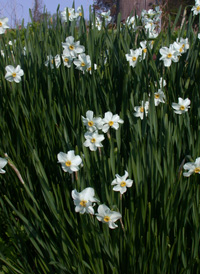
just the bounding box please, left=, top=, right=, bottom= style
left=12, top=72, right=17, bottom=78
left=69, top=45, right=74, bottom=50
left=81, top=62, right=85, bottom=67
left=88, top=121, right=94, bottom=127
left=91, top=138, right=96, bottom=143
left=0, top=22, right=2, bottom=27
left=65, top=160, right=71, bottom=167
left=167, top=53, right=172, bottom=58
left=155, top=94, right=160, bottom=99
left=143, top=48, right=147, bottom=53
left=87, top=67, right=92, bottom=71
left=120, top=181, right=126, bottom=187
left=64, top=58, right=69, bottom=62
left=79, top=12, right=82, bottom=16
left=51, top=59, right=54, bottom=64
left=182, top=44, right=185, bottom=48
left=180, top=105, right=185, bottom=110
left=132, top=56, right=137, bottom=61
left=68, top=12, right=71, bottom=16
left=108, top=121, right=114, bottom=126
left=179, top=48, right=183, bottom=53
left=151, top=41, right=154, bottom=45
left=194, top=167, right=200, bottom=173
left=80, top=200, right=87, bottom=207
left=104, top=216, right=110, bottom=222
left=140, top=107, right=144, bottom=113
left=197, top=6, right=200, bottom=11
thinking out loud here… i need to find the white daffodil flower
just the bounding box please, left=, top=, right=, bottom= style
left=83, top=131, right=105, bottom=151
left=73, top=53, right=91, bottom=73
left=198, top=33, right=200, bottom=39
left=111, top=171, right=133, bottom=195
left=143, top=18, right=156, bottom=31
left=76, top=6, right=83, bottom=17
left=102, top=111, right=124, bottom=133
left=44, top=55, right=54, bottom=68
left=0, top=17, right=9, bottom=34
left=154, top=89, right=166, bottom=106
left=183, top=157, right=200, bottom=177
left=192, top=0, right=200, bottom=15
left=44, top=55, right=60, bottom=69
left=101, top=10, right=112, bottom=24
left=1, top=50, right=5, bottom=58
left=172, top=97, right=190, bottom=115
left=57, top=150, right=82, bottom=174
left=134, top=101, right=149, bottom=120
left=125, top=49, right=142, bottom=68
left=140, top=41, right=148, bottom=60
left=96, top=204, right=122, bottom=229
left=94, top=17, right=102, bottom=31
left=54, top=54, right=61, bottom=68
left=82, top=110, right=103, bottom=132
left=159, top=77, right=166, bottom=88
left=172, top=42, right=185, bottom=55
left=5, top=65, right=24, bottom=83
left=71, top=187, right=99, bottom=214
left=175, top=38, right=189, bottom=53
left=126, top=15, right=138, bottom=29
left=62, top=36, right=85, bottom=58
left=154, top=77, right=166, bottom=89
left=159, top=45, right=179, bottom=67
left=61, top=7, right=78, bottom=22
left=62, top=48, right=74, bottom=68
left=0, top=157, right=8, bottom=174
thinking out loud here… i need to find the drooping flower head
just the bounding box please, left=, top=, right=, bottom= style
left=133, top=101, right=149, bottom=120
left=0, top=157, right=7, bottom=174
left=72, top=187, right=99, bottom=214
left=96, top=204, right=122, bottom=229
left=183, top=157, right=200, bottom=177
left=57, top=150, right=82, bottom=174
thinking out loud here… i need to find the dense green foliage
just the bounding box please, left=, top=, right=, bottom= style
left=0, top=6, right=200, bottom=273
